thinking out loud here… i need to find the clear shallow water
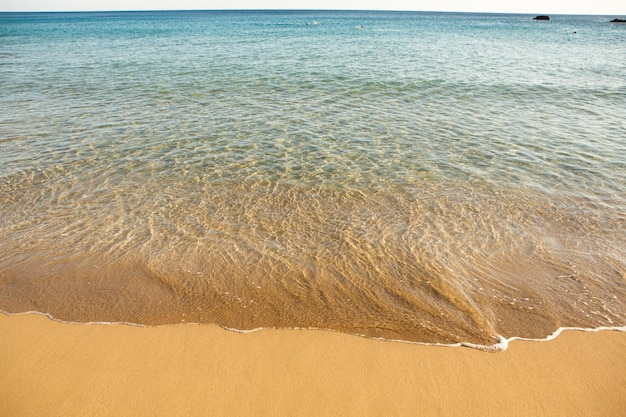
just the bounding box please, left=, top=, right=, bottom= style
left=0, top=10, right=625, bottom=345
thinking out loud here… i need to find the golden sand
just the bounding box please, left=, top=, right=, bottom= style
left=1, top=313, right=624, bottom=417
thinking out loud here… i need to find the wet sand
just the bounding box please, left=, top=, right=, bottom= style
left=1, top=313, right=625, bottom=417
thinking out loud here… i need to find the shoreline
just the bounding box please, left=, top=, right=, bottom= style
left=2, top=312, right=625, bottom=416
left=2, top=309, right=625, bottom=351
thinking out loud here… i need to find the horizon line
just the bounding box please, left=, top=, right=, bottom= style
left=1, top=8, right=624, bottom=16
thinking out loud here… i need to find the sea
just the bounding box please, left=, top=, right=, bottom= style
left=1, top=10, right=625, bottom=348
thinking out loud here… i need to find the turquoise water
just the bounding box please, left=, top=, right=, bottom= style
left=1, top=11, right=625, bottom=345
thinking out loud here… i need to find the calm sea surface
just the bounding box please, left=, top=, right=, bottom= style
left=1, top=10, right=625, bottom=346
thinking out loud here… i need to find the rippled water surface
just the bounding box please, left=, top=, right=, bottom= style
left=1, top=10, right=625, bottom=345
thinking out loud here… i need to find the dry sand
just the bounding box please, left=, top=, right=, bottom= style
left=1, top=312, right=625, bottom=417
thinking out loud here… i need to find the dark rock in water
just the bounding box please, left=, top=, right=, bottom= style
left=533, top=15, right=550, bottom=20
left=610, top=18, right=626, bottom=23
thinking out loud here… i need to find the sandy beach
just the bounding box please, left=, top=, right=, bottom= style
left=1, top=313, right=624, bottom=417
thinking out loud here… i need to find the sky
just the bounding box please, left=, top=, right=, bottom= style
left=0, top=0, right=624, bottom=15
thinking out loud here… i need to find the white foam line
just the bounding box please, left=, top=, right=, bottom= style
left=0, top=310, right=151, bottom=328
left=2, top=310, right=624, bottom=352
left=505, top=325, right=626, bottom=344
